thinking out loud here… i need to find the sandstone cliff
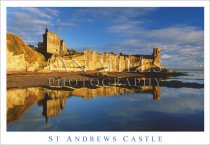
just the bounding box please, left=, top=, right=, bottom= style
left=7, top=33, right=45, bottom=72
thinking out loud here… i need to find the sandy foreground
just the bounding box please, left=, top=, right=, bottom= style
left=7, top=71, right=149, bottom=89
left=7, top=71, right=204, bottom=89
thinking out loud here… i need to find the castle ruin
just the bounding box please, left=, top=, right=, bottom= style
left=38, top=28, right=161, bottom=72
left=38, top=27, right=67, bottom=56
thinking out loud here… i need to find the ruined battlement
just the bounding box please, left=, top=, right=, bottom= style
left=47, top=47, right=161, bottom=72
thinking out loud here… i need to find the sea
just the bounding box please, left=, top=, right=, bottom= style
left=7, top=70, right=204, bottom=131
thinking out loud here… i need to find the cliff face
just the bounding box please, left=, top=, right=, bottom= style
left=7, top=33, right=45, bottom=72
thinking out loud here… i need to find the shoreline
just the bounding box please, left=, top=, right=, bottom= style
left=7, top=71, right=203, bottom=89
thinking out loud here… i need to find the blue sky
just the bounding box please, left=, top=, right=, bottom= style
left=7, top=7, right=204, bottom=69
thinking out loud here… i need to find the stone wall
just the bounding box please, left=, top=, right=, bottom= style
left=43, top=48, right=160, bottom=72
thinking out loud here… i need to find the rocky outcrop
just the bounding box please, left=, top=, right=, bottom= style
left=7, top=33, right=45, bottom=72
left=7, top=49, right=29, bottom=71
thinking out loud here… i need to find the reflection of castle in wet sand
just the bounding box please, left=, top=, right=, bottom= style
left=7, top=86, right=160, bottom=123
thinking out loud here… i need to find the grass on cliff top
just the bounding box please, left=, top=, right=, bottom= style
left=7, top=33, right=45, bottom=64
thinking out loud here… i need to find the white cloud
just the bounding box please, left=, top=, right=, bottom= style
left=108, top=21, right=203, bottom=45
left=45, top=8, right=59, bottom=16
left=20, top=7, right=53, bottom=19
left=144, top=27, right=204, bottom=45
left=7, top=8, right=75, bottom=46
left=162, top=54, right=171, bottom=59
left=108, top=21, right=144, bottom=35
left=76, top=8, right=158, bottom=20
left=106, top=20, right=204, bottom=69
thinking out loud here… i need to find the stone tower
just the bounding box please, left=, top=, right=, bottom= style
left=60, top=40, right=67, bottom=56
left=42, top=27, right=67, bottom=56
left=153, top=48, right=161, bottom=67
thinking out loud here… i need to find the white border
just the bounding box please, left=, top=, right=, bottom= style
left=1, top=1, right=209, bottom=145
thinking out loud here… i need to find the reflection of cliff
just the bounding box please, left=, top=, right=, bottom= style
left=7, top=88, right=45, bottom=123
left=7, top=88, right=71, bottom=123
left=7, top=86, right=160, bottom=123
